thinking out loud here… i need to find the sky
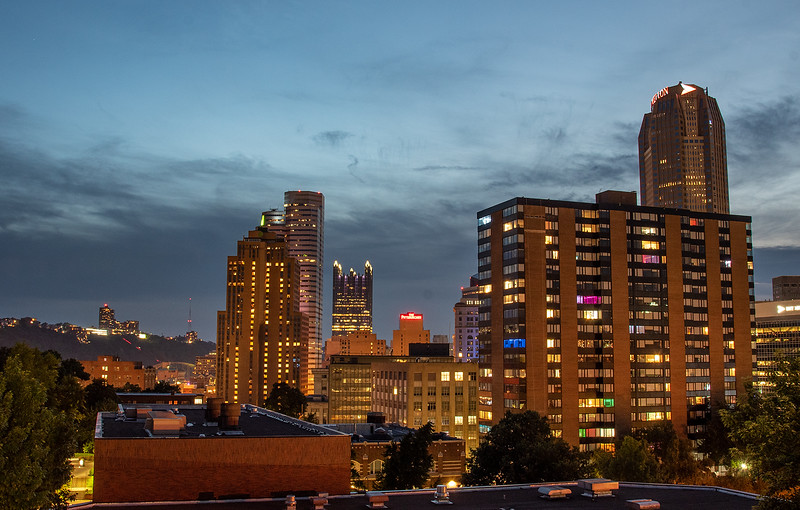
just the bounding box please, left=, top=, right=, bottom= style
left=1, top=1, right=800, bottom=346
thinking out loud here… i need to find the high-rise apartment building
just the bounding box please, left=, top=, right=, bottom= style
left=391, top=312, right=430, bottom=356
left=332, top=260, right=373, bottom=335
left=216, top=229, right=308, bottom=404
left=325, top=331, right=387, bottom=359
left=754, top=299, right=800, bottom=392
left=263, top=191, right=325, bottom=383
left=477, top=192, right=754, bottom=450
left=639, top=83, right=729, bottom=214
left=454, top=276, right=480, bottom=362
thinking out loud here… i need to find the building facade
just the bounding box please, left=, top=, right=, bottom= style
left=477, top=193, right=754, bottom=450
left=263, top=191, right=325, bottom=384
left=754, top=299, right=800, bottom=391
left=639, top=83, right=729, bottom=214
left=325, top=331, right=387, bottom=360
left=772, top=275, right=800, bottom=301
left=391, top=312, right=430, bottom=356
left=81, top=355, right=155, bottom=389
left=216, top=229, right=308, bottom=403
left=332, top=260, right=373, bottom=335
left=454, top=277, right=480, bottom=362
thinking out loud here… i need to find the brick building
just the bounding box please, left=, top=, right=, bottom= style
left=93, top=402, right=350, bottom=502
left=81, top=355, right=155, bottom=389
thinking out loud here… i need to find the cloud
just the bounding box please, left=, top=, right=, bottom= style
left=312, top=130, right=353, bottom=147
left=413, top=165, right=482, bottom=173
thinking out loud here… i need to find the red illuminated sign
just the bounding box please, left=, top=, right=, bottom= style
left=400, top=312, right=423, bottom=320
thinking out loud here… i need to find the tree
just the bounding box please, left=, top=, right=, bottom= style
left=722, top=356, right=800, bottom=509
left=593, top=436, right=659, bottom=482
left=263, top=382, right=307, bottom=418
left=634, top=421, right=703, bottom=483
left=120, top=382, right=143, bottom=393
left=0, top=345, right=83, bottom=509
left=376, top=422, right=434, bottom=490
left=463, top=411, right=589, bottom=486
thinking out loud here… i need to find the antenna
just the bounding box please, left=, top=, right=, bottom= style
left=187, top=297, right=193, bottom=332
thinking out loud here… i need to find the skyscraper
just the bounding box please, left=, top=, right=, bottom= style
left=263, top=191, right=325, bottom=382
left=639, top=82, right=729, bottom=214
left=453, top=276, right=480, bottom=362
left=332, top=260, right=373, bottom=335
left=477, top=192, right=754, bottom=450
left=216, top=228, right=308, bottom=403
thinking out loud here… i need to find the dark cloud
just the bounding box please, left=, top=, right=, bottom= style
left=312, top=130, right=353, bottom=147
left=413, top=165, right=482, bottom=172
left=727, top=96, right=800, bottom=182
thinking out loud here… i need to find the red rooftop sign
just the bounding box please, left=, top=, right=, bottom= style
left=400, top=312, right=423, bottom=320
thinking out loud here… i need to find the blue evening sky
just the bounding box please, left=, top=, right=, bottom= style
left=1, top=1, right=799, bottom=344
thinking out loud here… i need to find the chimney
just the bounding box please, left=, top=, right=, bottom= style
left=219, top=403, right=241, bottom=430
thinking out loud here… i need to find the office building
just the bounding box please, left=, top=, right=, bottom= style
left=263, top=191, right=325, bottom=383
left=93, top=402, right=350, bottom=502
left=216, top=229, right=308, bottom=403
left=754, top=299, right=800, bottom=391
left=371, top=359, right=479, bottom=452
left=772, top=275, right=800, bottom=301
left=392, top=312, right=430, bottom=356
left=454, top=277, right=480, bottom=361
left=332, top=260, right=373, bottom=335
left=639, top=83, right=729, bottom=213
left=325, top=331, right=387, bottom=360
left=477, top=192, right=754, bottom=450
left=99, top=304, right=115, bottom=329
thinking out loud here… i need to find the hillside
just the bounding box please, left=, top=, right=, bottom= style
left=0, top=321, right=215, bottom=366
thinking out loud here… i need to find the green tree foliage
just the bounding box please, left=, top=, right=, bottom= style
left=721, top=356, right=800, bottom=509
left=120, top=382, right=143, bottom=392
left=634, top=421, right=703, bottom=483
left=463, top=411, right=589, bottom=486
left=375, top=422, right=435, bottom=490
left=593, top=436, right=659, bottom=482
left=263, top=382, right=307, bottom=418
left=696, top=407, right=732, bottom=468
left=0, top=345, right=83, bottom=509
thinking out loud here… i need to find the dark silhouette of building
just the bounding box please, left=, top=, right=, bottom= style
left=477, top=192, right=754, bottom=450
left=639, top=83, right=729, bottom=213
left=454, top=276, right=480, bottom=361
left=772, top=275, right=800, bottom=301
left=332, top=260, right=373, bottom=335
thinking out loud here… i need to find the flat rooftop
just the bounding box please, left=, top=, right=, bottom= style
left=97, top=404, right=348, bottom=439
left=71, top=482, right=760, bottom=509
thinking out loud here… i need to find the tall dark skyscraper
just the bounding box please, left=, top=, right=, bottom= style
left=262, top=191, right=325, bottom=383
left=639, top=82, right=729, bottom=214
left=332, top=260, right=373, bottom=335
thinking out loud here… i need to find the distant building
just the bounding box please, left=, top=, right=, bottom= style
left=117, top=393, right=204, bottom=405
left=263, top=191, right=325, bottom=384
left=216, top=228, right=309, bottom=403
left=81, top=355, right=154, bottom=389
left=772, top=276, right=800, bottom=301
left=193, top=352, right=216, bottom=394
left=99, top=304, right=115, bottom=329
left=325, top=331, right=387, bottom=360
left=93, top=402, right=350, bottom=503
left=478, top=193, right=754, bottom=450
left=454, top=277, right=480, bottom=362
left=755, top=299, right=800, bottom=391
left=409, top=343, right=450, bottom=357
left=370, top=359, right=479, bottom=452
left=639, top=82, right=729, bottom=213
left=332, top=260, right=373, bottom=335
left=392, top=312, right=430, bottom=356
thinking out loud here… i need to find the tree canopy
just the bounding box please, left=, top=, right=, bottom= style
left=376, top=422, right=435, bottom=490
left=0, top=345, right=83, bottom=509
left=721, top=356, right=800, bottom=509
left=464, top=411, right=588, bottom=486
left=263, top=382, right=307, bottom=418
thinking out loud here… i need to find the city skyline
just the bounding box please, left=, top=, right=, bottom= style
left=2, top=2, right=800, bottom=344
